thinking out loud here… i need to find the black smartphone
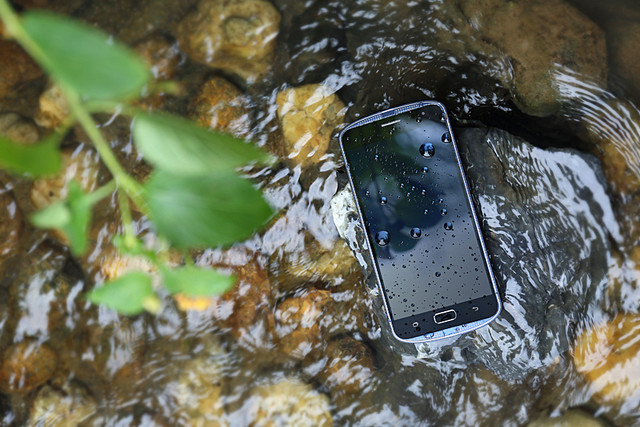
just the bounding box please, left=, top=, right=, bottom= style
left=338, top=101, right=501, bottom=342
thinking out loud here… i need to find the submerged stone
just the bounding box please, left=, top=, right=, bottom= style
left=457, top=0, right=607, bottom=116
left=176, top=0, right=281, bottom=82
left=189, top=77, right=250, bottom=136
left=0, top=112, right=39, bottom=143
left=35, top=84, right=69, bottom=130
left=0, top=339, right=57, bottom=393
left=247, top=378, right=333, bottom=427
left=572, top=313, right=640, bottom=404
left=29, top=382, right=97, bottom=426
left=276, top=84, right=346, bottom=166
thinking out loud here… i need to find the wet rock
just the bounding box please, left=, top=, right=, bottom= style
left=167, top=337, right=228, bottom=426
left=34, top=84, right=69, bottom=130
left=572, top=313, right=640, bottom=404
left=29, top=382, right=97, bottom=426
left=133, top=35, right=181, bottom=110
left=0, top=339, right=57, bottom=393
left=30, top=145, right=102, bottom=211
left=176, top=0, right=281, bottom=82
left=609, top=21, right=640, bottom=100
left=276, top=84, right=346, bottom=166
left=134, top=35, right=180, bottom=81
left=315, top=336, right=375, bottom=398
left=0, top=41, right=43, bottom=100
left=279, top=237, right=359, bottom=292
left=527, top=409, right=607, bottom=427
left=176, top=257, right=274, bottom=348
left=0, top=189, right=22, bottom=262
left=247, top=378, right=332, bottom=426
left=457, top=0, right=607, bottom=116
left=189, top=77, right=250, bottom=135
left=274, top=288, right=333, bottom=360
left=0, top=112, right=39, bottom=144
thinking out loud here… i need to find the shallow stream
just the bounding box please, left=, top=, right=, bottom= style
left=1, top=0, right=640, bottom=425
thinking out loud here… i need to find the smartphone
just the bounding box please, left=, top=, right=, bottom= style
left=338, top=101, right=501, bottom=343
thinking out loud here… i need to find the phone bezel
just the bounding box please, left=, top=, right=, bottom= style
left=338, top=100, right=502, bottom=343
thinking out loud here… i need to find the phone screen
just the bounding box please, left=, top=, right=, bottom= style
left=341, top=104, right=499, bottom=339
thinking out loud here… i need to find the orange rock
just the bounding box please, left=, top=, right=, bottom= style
left=0, top=339, right=57, bottom=393
left=274, top=288, right=333, bottom=360
left=317, top=336, right=375, bottom=397
left=134, top=35, right=180, bottom=81
left=572, top=313, right=640, bottom=404
left=220, top=261, right=273, bottom=340
left=189, top=77, right=250, bottom=136
left=276, top=84, right=345, bottom=166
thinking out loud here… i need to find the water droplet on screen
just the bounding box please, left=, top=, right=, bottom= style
left=442, top=132, right=451, bottom=143
left=424, top=209, right=429, bottom=214
left=441, top=208, right=447, bottom=215
left=365, top=190, right=370, bottom=196
left=410, top=227, right=422, bottom=238
left=435, top=272, right=441, bottom=277
left=374, top=154, right=379, bottom=160
left=375, top=231, right=390, bottom=246
left=422, top=166, right=429, bottom=173
left=419, top=143, right=435, bottom=158
left=444, top=222, right=453, bottom=230
left=438, top=198, right=444, bottom=204
left=416, top=117, right=422, bottom=123
left=380, top=196, right=388, bottom=204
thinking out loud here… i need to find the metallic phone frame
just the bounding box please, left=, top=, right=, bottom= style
left=338, top=100, right=502, bottom=343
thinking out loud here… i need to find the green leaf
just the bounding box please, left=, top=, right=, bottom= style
left=62, top=182, right=94, bottom=255
left=161, top=266, right=235, bottom=296
left=86, top=271, right=154, bottom=315
left=144, top=171, right=274, bottom=248
left=30, top=201, right=71, bottom=229
left=0, top=135, right=61, bottom=176
left=22, top=12, right=150, bottom=100
left=133, top=113, right=274, bottom=175
left=29, top=181, right=107, bottom=255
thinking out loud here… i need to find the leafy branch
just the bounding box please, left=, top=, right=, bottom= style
left=0, top=1, right=275, bottom=314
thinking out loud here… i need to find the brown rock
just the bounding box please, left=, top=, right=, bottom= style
left=317, top=337, right=375, bottom=397
left=527, top=409, right=606, bottom=427
left=276, top=84, right=346, bottom=166
left=458, top=0, right=607, bottom=116
left=0, top=41, right=42, bottom=99
left=247, top=378, right=333, bottom=427
left=189, top=77, right=250, bottom=135
left=0, top=112, right=39, bottom=143
left=29, top=382, right=97, bottom=426
left=0, top=188, right=23, bottom=270
left=281, top=238, right=358, bottom=291
left=176, top=0, right=281, bottom=82
left=34, top=84, right=69, bottom=130
left=609, top=22, right=640, bottom=100
left=572, top=313, right=640, bottom=404
left=274, top=288, right=333, bottom=360
left=135, top=35, right=180, bottom=81
left=0, top=339, right=57, bottom=393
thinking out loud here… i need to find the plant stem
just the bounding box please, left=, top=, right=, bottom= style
left=0, top=0, right=147, bottom=212
left=68, top=96, right=145, bottom=208
left=85, top=179, right=117, bottom=205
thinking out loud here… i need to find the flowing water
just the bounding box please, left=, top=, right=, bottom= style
left=1, top=0, right=640, bottom=425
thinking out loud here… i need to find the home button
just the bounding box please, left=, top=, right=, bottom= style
left=434, top=309, right=457, bottom=324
